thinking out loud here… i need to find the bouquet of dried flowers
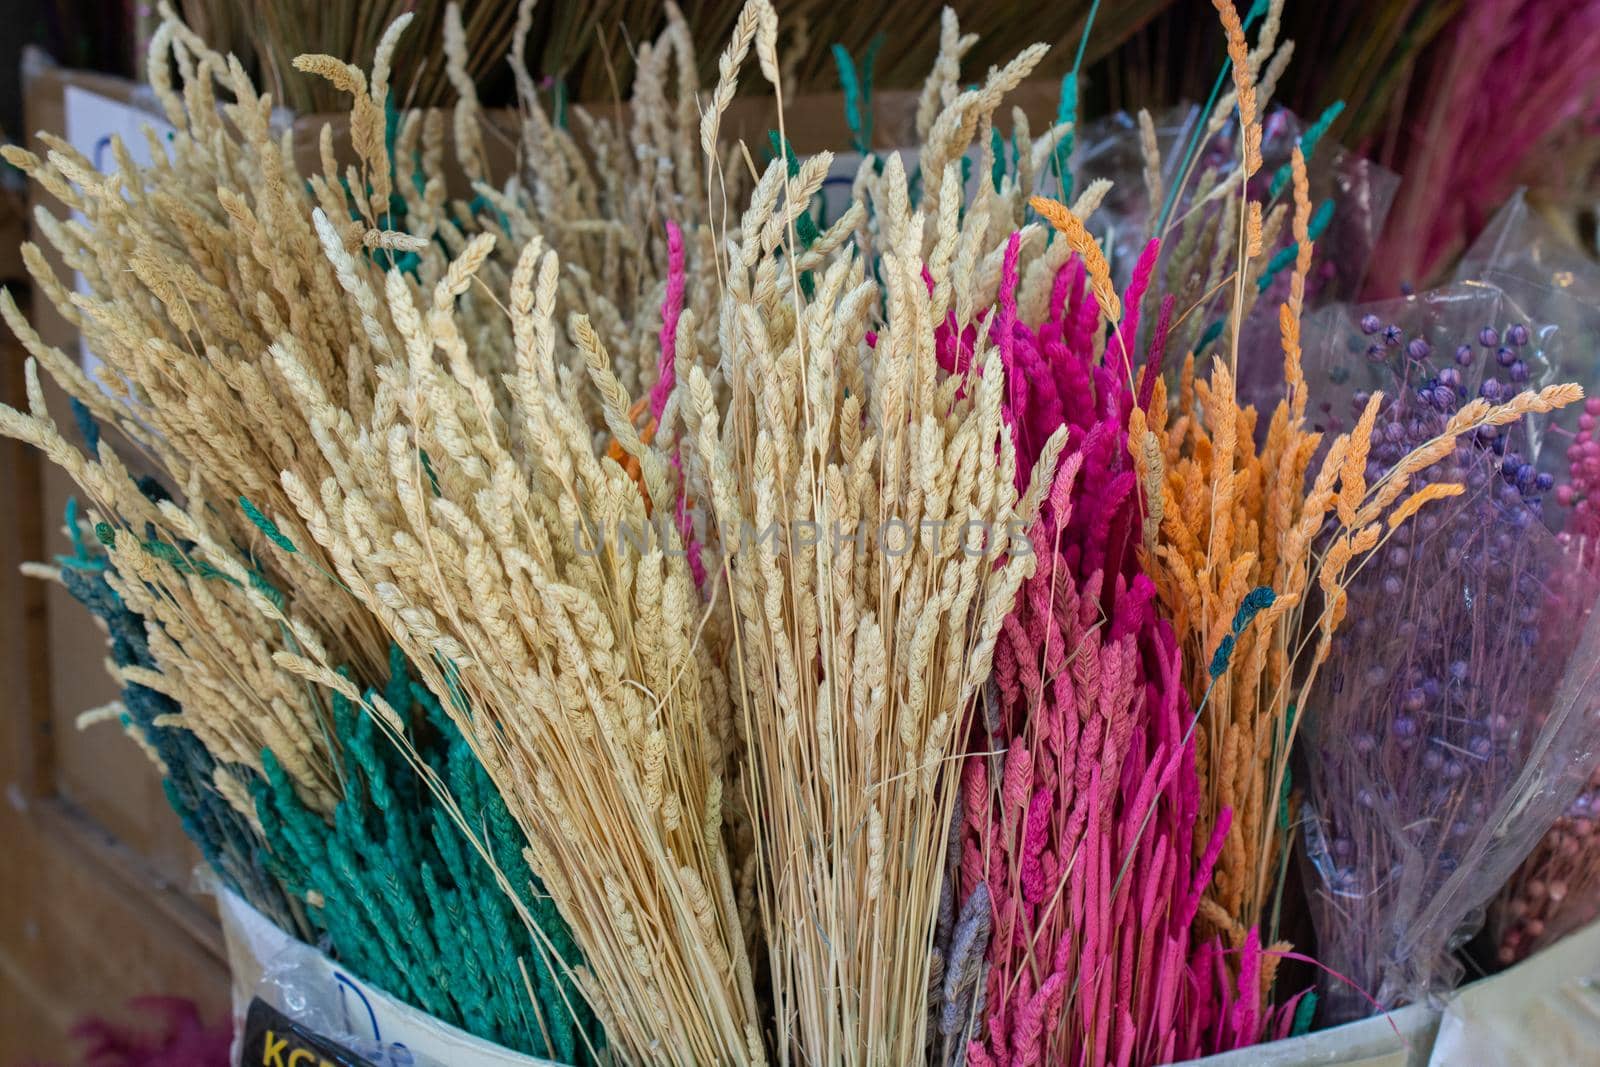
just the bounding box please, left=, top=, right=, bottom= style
left=948, top=231, right=1290, bottom=1067
left=1364, top=0, right=1600, bottom=294
left=1431, top=195, right=1600, bottom=971
left=5, top=0, right=1598, bottom=1061
left=1047, top=5, right=1594, bottom=1029
left=671, top=13, right=1060, bottom=1061
left=1299, top=304, right=1600, bottom=1018
left=1495, top=392, right=1600, bottom=966
left=3, top=2, right=738, bottom=1059
left=42, top=487, right=311, bottom=943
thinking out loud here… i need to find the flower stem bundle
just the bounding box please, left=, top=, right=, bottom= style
left=1301, top=314, right=1600, bottom=1017
left=679, top=31, right=1050, bottom=1057
left=954, top=238, right=1247, bottom=1066
left=3, top=4, right=750, bottom=1060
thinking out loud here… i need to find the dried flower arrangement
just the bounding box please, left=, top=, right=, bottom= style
left=42, top=493, right=310, bottom=943
left=1131, top=33, right=1400, bottom=964
left=176, top=0, right=524, bottom=113
left=1288, top=303, right=1600, bottom=1017
left=1092, top=22, right=1587, bottom=1004
left=54, top=483, right=593, bottom=1054
left=962, top=67, right=1583, bottom=1061
left=948, top=232, right=1280, bottom=1067
left=1553, top=396, right=1600, bottom=569
left=673, top=16, right=1056, bottom=1061
left=3, top=2, right=734, bottom=1059
left=4, top=0, right=1599, bottom=1063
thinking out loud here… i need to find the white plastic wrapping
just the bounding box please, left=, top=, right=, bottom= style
left=217, top=886, right=562, bottom=1067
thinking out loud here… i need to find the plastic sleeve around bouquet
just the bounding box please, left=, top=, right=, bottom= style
left=1299, top=281, right=1568, bottom=449
left=1297, top=293, right=1600, bottom=1021
left=1070, top=105, right=1202, bottom=289
left=215, top=880, right=564, bottom=1067
left=1300, top=475, right=1600, bottom=1020
left=1076, top=102, right=1397, bottom=416
left=1494, top=767, right=1600, bottom=962
left=1458, top=191, right=1600, bottom=962
left=1449, top=191, right=1600, bottom=559
left=1076, top=105, right=1397, bottom=304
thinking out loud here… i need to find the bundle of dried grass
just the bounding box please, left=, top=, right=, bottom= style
left=11, top=0, right=1591, bottom=1058
left=0, top=372, right=344, bottom=815
left=262, top=232, right=763, bottom=1063
left=659, top=10, right=1076, bottom=1063
left=4, top=4, right=756, bottom=1061
left=2, top=0, right=726, bottom=665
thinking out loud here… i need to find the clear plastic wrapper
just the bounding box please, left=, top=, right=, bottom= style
left=1449, top=191, right=1600, bottom=558
left=1457, top=192, right=1600, bottom=963
left=1297, top=297, right=1600, bottom=1022
left=1074, top=103, right=1398, bottom=415
left=1300, top=282, right=1574, bottom=450
left=1076, top=104, right=1397, bottom=300
left=1453, top=190, right=1600, bottom=312
left=1070, top=104, right=1202, bottom=286
left=1493, top=767, right=1600, bottom=962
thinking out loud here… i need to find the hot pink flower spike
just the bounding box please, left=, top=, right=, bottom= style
left=649, top=220, right=687, bottom=424
left=643, top=221, right=707, bottom=588
left=957, top=249, right=1283, bottom=1065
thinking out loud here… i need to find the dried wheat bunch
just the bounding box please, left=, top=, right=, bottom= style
left=3, top=6, right=762, bottom=1059
left=668, top=8, right=1055, bottom=1062
left=1, top=3, right=725, bottom=681
left=249, top=213, right=763, bottom=1060
left=0, top=363, right=342, bottom=815
left=0, top=354, right=605, bottom=1055
left=501, top=0, right=744, bottom=406
left=2, top=13, right=457, bottom=680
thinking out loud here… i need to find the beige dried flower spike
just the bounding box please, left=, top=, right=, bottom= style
left=678, top=8, right=1053, bottom=1063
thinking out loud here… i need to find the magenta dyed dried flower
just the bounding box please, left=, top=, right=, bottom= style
left=950, top=244, right=1291, bottom=1065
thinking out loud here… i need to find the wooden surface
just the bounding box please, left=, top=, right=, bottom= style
left=0, top=66, right=229, bottom=1064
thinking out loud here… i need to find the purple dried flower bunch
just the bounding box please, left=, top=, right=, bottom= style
left=1349, top=316, right=1552, bottom=495
left=1302, top=314, right=1594, bottom=1017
